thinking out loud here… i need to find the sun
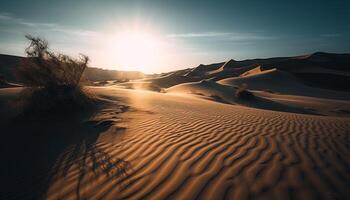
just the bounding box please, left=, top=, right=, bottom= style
left=108, top=29, right=163, bottom=72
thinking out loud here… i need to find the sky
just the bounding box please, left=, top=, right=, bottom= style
left=0, top=0, right=349, bottom=73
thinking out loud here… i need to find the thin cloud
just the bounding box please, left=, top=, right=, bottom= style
left=167, top=31, right=274, bottom=41
left=0, top=13, right=12, bottom=20
left=168, top=32, right=232, bottom=38
left=0, top=12, right=97, bottom=38
left=0, top=12, right=56, bottom=28
left=51, top=28, right=100, bottom=37
left=18, top=21, right=56, bottom=28
left=321, top=33, right=341, bottom=38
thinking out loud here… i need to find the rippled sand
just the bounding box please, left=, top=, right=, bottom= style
left=42, top=88, right=350, bottom=200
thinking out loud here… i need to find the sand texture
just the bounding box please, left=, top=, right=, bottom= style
left=31, top=88, right=350, bottom=200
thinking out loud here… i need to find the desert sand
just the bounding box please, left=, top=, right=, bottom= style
left=41, top=88, right=350, bottom=199
left=1, top=86, right=349, bottom=200
left=1, top=52, right=350, bottom=200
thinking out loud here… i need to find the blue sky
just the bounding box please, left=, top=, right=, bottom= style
left=0, top=0, right=349, bottom=73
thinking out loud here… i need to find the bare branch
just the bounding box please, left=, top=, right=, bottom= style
left=18, top=35, right=89, bottom=88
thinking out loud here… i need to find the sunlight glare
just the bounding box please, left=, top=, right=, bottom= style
left=107, top=29, right=164, bottom=72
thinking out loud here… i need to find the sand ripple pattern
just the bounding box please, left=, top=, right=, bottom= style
left=46, top=92, right=350, bottom=200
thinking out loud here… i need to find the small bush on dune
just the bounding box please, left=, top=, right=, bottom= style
left=17, top=35, right=95, bottom=115
left=264, top=89, right=274, bottom=93
left=235, top=83, right=254, bottom=100
left=18, top=35, right=88, bottom=88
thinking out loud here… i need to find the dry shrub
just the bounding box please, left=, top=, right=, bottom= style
left=264, top=89, right=274, bottom=93
left=235, top=83, right=254, bottom=99
left=18, top=35, right=88, bottom=88
left=17, top=35, right=95, bottom=115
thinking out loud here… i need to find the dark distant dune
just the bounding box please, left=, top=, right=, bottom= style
left=184, top=52, right=350, bottom=85
left=0, top=54, right=145, bottom=84
left=145, top=72, right=199, bottom=88
left=116, top=73, right=200, bottom=91
left=0, top=54, right=24, bottom=83
left=293, top=73, right=350, bottom=91
left=260, top=52, right=350, bottom=72
left=185, top=62, right=225, bottom=78
left=83, top=67, right=144, bottom=82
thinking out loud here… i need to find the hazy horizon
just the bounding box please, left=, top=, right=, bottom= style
left=1, top=0, right=350, bottom=73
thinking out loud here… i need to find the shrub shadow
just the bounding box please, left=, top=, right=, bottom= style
left=0, top=107, right=130, bottom=200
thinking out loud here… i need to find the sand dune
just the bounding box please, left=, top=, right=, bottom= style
left=166, top=80, right=234, bottom=101
left=116, top=73, right=199, bottom=91
left=41, top=88, right=349, bottom=200
left=142, top=73, right=198, bottom=89
left=185, top=62, right=225, bottom=78
left=1, top=52, right=350, bottom=200
left=218, top=68, right=350, bottom=100
left=240, top=65, right=267, bottom=77
left=2, top=87, right=349, bottom=199
left=256, top=91, right=350, bottom=117
left=185, top=60, right=259, bottom=81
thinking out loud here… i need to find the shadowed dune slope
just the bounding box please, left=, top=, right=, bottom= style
left=143, top=73, right=198, bottom=88
left=166, top=80, right=234, bottom=100
left=166, top=80, right=320, bottom=115
left=218, top=68, right=350, bottom=100
left=185, top=62, right=225, bottom=78
left=185, top=60, right=259, bottom=81
left=116, top=73, right=199, bottom=91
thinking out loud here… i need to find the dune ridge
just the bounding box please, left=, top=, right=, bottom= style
left=218, top=68, right=350, bottom=100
